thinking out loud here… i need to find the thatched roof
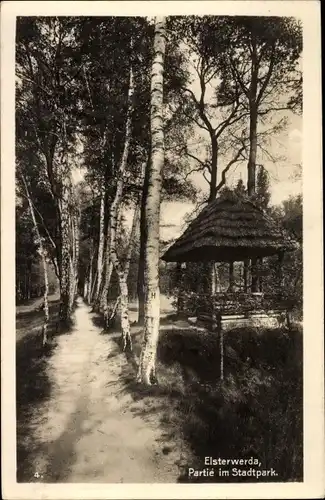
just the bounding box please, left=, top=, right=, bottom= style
left=161, top=192, right=298, bottom=263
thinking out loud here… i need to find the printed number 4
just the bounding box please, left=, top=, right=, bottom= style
left=34, top=472, right=43, bottom=478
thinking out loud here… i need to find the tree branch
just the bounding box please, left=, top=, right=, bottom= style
left=215, top=146, right=246, bottom=192
left=229, top=56, right=249, bottom=97
left=257, top=45, right=276, bottom=105
left=183, top=164, right=206, bottom=180
left=215, top=108, right=248, bottom=140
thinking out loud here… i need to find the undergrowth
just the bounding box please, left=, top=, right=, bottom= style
left=129, top=324, right=303, bottom=483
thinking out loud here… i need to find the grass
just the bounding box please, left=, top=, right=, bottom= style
left=106, top=316, right=303, bottom=483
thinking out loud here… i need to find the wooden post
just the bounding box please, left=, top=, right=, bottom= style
left=220, top=326, right=224, bottom=381
left=214, top=262, right=221, bottom=293
left=243, top=259, right=249, bottom=293
left=251, top=257, right=258, bottom=293
left=176, top=262, right=184, bottom=315
left=277, top=252, right=284, bottom=294
left=258, top=257, right=263, bottom=292
left=211, top=261, right=216, bottom=295
left=211, top=262, right=224, bottom=381
left=229, top=261, right=235, bottom=292
left=211, top=262, right=217, bottom=332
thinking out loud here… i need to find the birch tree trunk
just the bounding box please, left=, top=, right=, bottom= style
left=87, top=247, right=95, bottom=305
left=137, top=156, right=150, bottom=325
left=68, top=213, right=76, bottom=312
left=137, top=17, right=166, bottom=385
left=73, top=209, right=80, bottom=297
left=113, top=202, right=141, bottom=351
left=100, top=237, right=113, bottom=315
left=83, top=273, right=89, bottom=300
left=94, top=189, right=105, bottom=302
left=59, top=200, right=71, bottom=324
left=20, top=174, right=49, bottom=346
left=101, top=64, right=134, bottom=328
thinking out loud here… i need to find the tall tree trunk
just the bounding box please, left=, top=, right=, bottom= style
left=118, top=275, right=131, bottom=349
left=100, top=232, right=113, bottom=315
left=137, top=155, right=150, bottom=324
left=59, top=205, right=71, bottom=324
left=73, top=209, right=80, bottom=297
left=114, top=202, right=141, bottom=351
left=137, top=17, right=166, bottom=385
left=87, top=247, right=95, bottom=305
left=208, top=135, right=218, bottom=202
left=94, top=189, right=105, bottom=302
left=83, top=272, right=89, bottom=300
left=68, top=213, right=76, bottom=311
left=101, top=64, right=134, bottom=327
left=247, top=36, right=259, bottom=198
left=20, top=173, right=49, bottom=345
left=248, top=106, right=258, bottom=293
left=58, top=166, right=73, bottom=325
left=247, top=105, right=258, bottom=197
left=247, top=42, right=259, bottom=290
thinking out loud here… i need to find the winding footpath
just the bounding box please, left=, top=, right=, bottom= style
left=23, top=298, right=187, bottom=483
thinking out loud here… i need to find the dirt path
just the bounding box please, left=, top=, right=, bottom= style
left=24, top=297, right=187, bottom=483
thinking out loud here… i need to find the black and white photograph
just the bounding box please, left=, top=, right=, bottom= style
left=1, top=1, right=323, bottom=499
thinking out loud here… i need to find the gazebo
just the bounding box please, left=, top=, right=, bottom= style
left=162, top=191, right=298, bottom=335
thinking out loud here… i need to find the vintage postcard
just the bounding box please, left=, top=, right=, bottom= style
left=1, top=1, right=324, bottom=499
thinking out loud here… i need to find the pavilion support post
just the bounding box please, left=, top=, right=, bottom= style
left=229, top=261, right=235, bottom=292
left=210, top=262, right=218, bottom=332
left=211, top=262, right=224, bottom=381
left=176, top=262, right=184, bottom=316
left=277, top=252, right=284, bottom=295
left=211, top=261, right=216, bottom=295
left=214, top=262, right=221, bottom=293
left=220, top=326, right=224, bottom=381
left=251, top=257, right=258, bottom=293
left=243, top=259, right=249, bottom=293
left=258, top=257, right=263, bottom=292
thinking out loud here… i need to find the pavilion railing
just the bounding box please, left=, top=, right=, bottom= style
left=177, top=290, right=295, bottom=318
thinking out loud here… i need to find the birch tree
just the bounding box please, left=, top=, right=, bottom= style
left=94, top=189, right=105, bottom=301
left=111, top=194, right=142, bottom=351
left=16, top=17, right=83, bottom=325
left=137, top=17, right=166, bottom=385
left=100, top=65, right=134, bottom=326
left=18, top=172, right=50, bottom=346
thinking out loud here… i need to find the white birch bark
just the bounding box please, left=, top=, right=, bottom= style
left=20, top=173, right=50, bottom=346
left=58, top=166, right=73, bottom=325
left=137, top=18, right=166, bottom=385
left=87, top=247, right=95, bottom=305
left=112, top=201, right=141, bottom=351
left=73, top=208, right=80, bottom=297
left=83, top=275, right=89, bottom=300
left=68, top=213, right=76, bottom=311
left=94, top=189, right=105, bottom=302
left=100, top=66, right=134, bottom=327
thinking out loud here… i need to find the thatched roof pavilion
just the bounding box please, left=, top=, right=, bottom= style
left=162, top=192, right=297, bottom=263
